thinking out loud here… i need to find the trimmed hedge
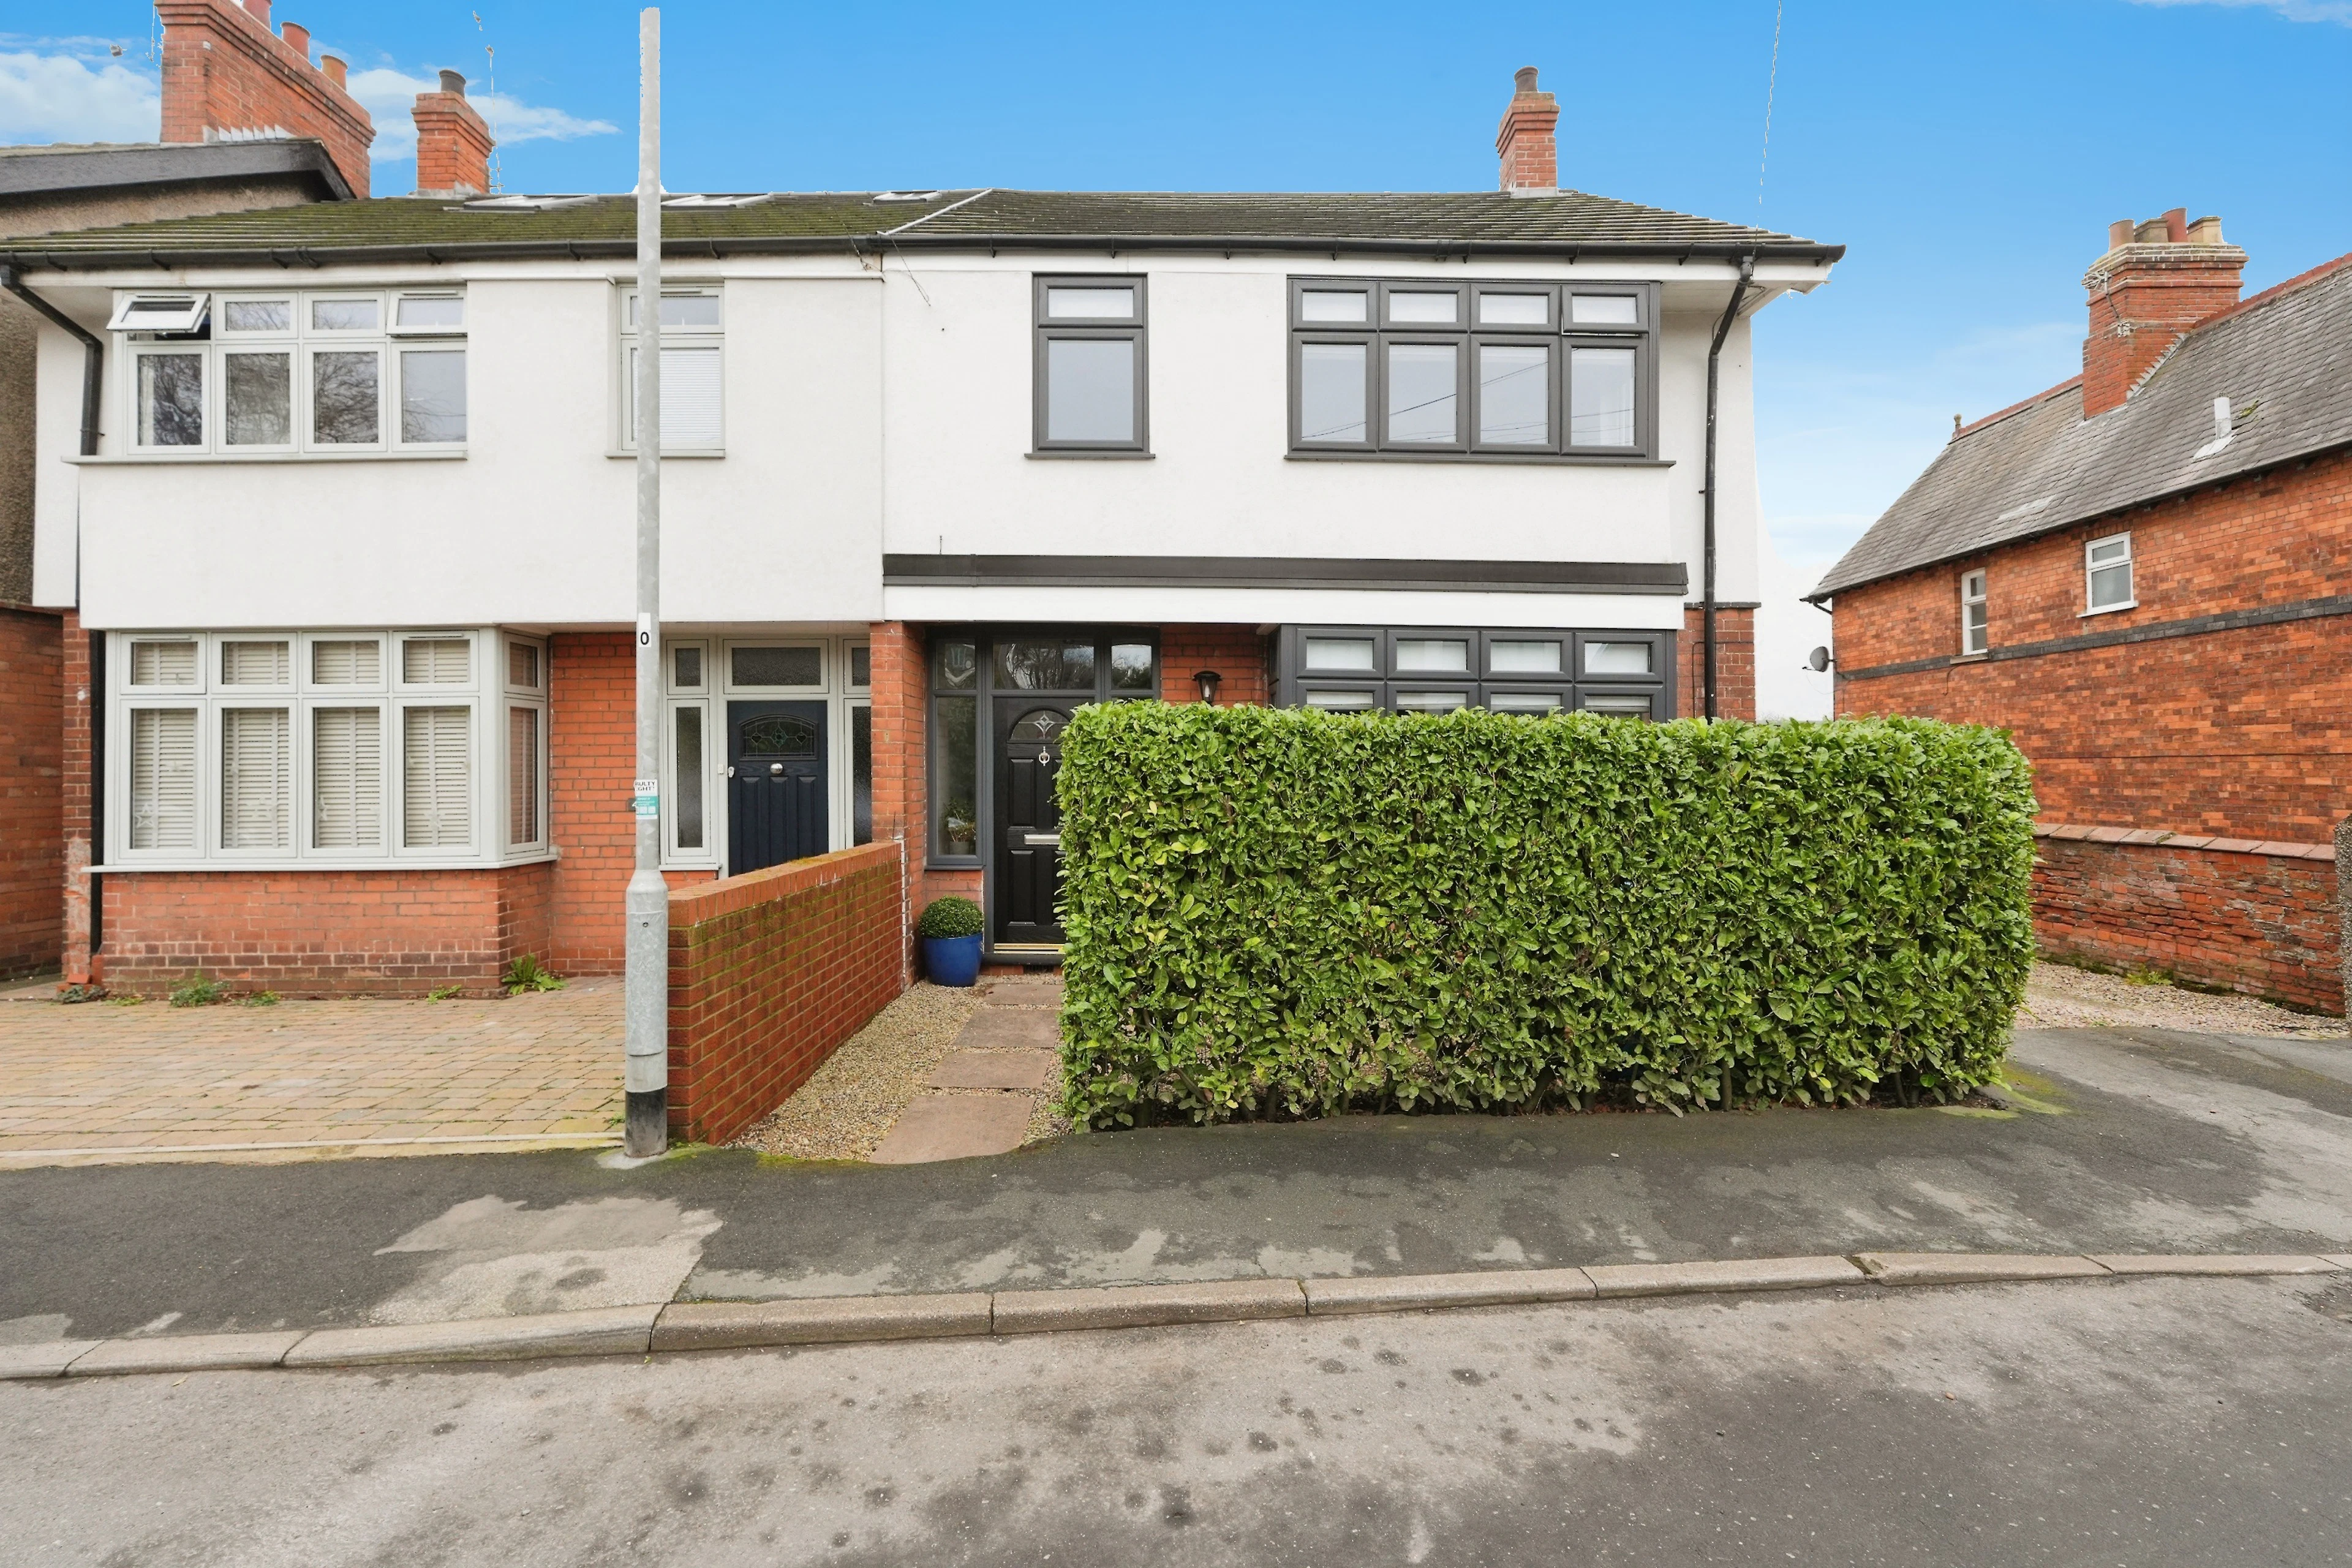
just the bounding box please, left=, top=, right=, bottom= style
left=1056, top=706, right=2036, bottom=1129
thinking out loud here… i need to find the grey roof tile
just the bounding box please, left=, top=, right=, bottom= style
left=1813, top=255, right=2352, bottom=599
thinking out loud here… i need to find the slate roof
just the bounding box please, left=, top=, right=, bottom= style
left=0, top=138, right=352, bottom=204
left=1811, top=253, right=2352, bottom=600
left=0, top=187, right=1839, bottom=269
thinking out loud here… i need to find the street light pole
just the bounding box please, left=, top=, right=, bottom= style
left=622, top=6, right=667, bottom=1157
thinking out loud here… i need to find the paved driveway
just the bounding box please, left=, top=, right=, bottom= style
left=0, top=982, right=622, bottom=1167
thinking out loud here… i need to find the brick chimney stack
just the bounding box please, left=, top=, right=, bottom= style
left=412, top=69, right=494, bottom=198
left=2080, top=208, right=2246, bottom=417
left=1495, top=66, right=1559, bottom=198
left=156, top=0, right=375, bottom=197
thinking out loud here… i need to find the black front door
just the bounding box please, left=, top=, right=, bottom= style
left=994, top=703, right=1069, bottom=946
left=728, top=700, right=827, bottom=875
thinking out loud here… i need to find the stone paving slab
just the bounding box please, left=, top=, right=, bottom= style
left=0, top=981, right=623, bottom=1167
left=952, top=1008, right=1060, bottom=1049
left=929, top=1050, right=1059, bottom=1091
left=977, top=977, right=1063, bottom=1011
left=869, top=1095, right=1035, bottom=1164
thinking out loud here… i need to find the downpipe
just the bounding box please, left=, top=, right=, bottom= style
left=1, top=265, right=102, bottom=455
left=1702, top=254, right=1755, bottom=720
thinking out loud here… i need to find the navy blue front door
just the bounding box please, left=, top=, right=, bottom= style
left=727, top=701, right=827, bottom=874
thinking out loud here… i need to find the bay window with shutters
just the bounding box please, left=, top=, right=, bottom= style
left=619, top=284, right=724, bottom=453
left=111, top=288, right=467, bottom=458
left=105, top=630, right=547, bottom=870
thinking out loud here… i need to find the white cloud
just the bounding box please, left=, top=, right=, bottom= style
left=339, top=64, right=616, bottom=162
left=0, top=49, right=159, bottom=145
left=2123, top=0, right=2352, bottom=21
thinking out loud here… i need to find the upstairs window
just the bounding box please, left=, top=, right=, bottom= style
left=1033, top=276, right=1148, bottom=454
left=2084, top=534, right=2134, bottom=614
left=1289, top=279, right=1657, bottom=461
left=117, top=289, right=466, bottom=458
left=1960, top=570, right=1989, bottom=655
left=620, top=285, right=724, bottom=452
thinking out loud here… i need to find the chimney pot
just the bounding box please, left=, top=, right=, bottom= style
left=2187, top=214, right=2224, bottom=246
left=2107, top=219, right=2133, bottom=251
left=280, top=21, right=309, bottom=60
left=2162, top=207, right=2188, bottom=243
left=2080, top=205, right=2245, bottom=417
left=1514, top=66, right=1540, bottom=94
left=320, top=52, right=347, bottom=88
left=438, top=69, right=467, bottom=97
left=245, top=0, right=271, bottom=25
left=159, top=0, right=372, bottom=195
left=1494, top=65, right=1560, bottom=199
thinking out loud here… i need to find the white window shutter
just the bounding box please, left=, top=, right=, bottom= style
left=221, top=707, right=291, bottom=850
left=129, top=708, right=198, bottom=850
left=661, top=345, right=722, bottom=447
left=404, top=706, right=472, bottom=848
left=221, top=640, right=290, bottom=685
left=312, top=707, right=383, bottom=849
left=130, top=641, right=198, bottom=686
left=402, top=638, right=471, bottom=684
left=312, top=639, right=382, bottom=685
left=507, top=706, right=540, bottom=846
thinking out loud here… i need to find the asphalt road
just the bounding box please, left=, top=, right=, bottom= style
left=4, top=1272, right=2349, bottom=1566
left=3, top=1025, right=2349, bottom=1341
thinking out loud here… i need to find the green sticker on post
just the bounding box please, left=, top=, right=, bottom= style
left=631, top=777, right=660, bottom=818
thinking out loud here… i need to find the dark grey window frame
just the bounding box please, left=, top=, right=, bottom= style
left=1286, top=277, right=1661, bottom=465
left=1276, top=625, right=1673, bottom=717
left=1031, top=274, right=1150, bottom=457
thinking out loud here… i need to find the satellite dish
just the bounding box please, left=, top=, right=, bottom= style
left=1806, top=646, right=1832, bottom=673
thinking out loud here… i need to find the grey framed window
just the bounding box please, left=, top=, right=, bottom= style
left=1277, top=625, right=1672, bottom=717
left=1033, top=276, right=1148, bottom=454
left=1289, top=278, right=1658, bottom=462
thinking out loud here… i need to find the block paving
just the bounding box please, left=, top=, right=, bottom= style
left=0, top=978, right=624, bottom=1166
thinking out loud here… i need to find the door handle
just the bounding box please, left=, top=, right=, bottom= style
left=769, top=762, right=785, bottom=777
left=1023, top=832, right=1061, bottom=848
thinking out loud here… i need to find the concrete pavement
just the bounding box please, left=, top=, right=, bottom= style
left=4, top=1272, right=2348, bottom=1566
left=3, top=1025, right=2349, bottom=1344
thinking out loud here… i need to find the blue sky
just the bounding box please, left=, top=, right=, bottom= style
left=6, top=0, right=2348, bottom=713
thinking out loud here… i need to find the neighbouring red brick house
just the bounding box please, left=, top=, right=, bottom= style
left=1812, top=210, right=2350, bottom=1013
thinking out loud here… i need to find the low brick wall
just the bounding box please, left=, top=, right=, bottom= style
left=666, top=840, right=907, bottom=1144
left=96, top=864, right=556, bottom=997
left=2031, top=823, right=2342, bottom=1014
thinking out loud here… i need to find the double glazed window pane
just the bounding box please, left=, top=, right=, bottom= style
left=1394, top=638, right=1468, bottom=674
left=994, top=639, right=1094, bottom=690
left=1045, top=286, right=1134, bottom=320
left=508, top=707, right=540, bottom=846
left=1571, top=295, right=1640, bottom=326
left=1044, top=337, right=1135, bottom=443
left=221, top=640, right=290, bottom=685
left=673, top=707, right=704, bottom=851
left=628, top=292, right=722, bottom=329
left=2089, top=564, right=2132, bottom=608
left=1569, top=347, right=1637, bottom=448
left=311, top=298, right=380, bottom=331
left=1109, top=643, right=1155, bottom=692
left=399, top=349, right=466, bottom=443
left=222, top=299, right=291, bottom=333
left=396, top=295, right=464, bottom=330
left=1303, top=636, right=1376, bottom=673
left=1388, top=292, right=1457, bottom=325
left=129, top=708, right=198, bottom=850
left=1490, top=639, right=1562, bottom=675
left=934, top=695, right=978, bottom=855
left=403, top=706, right=472, bottom=849
left=1478, top=344, right=1550, bottom=445
left=1585, top=641, right=1653, bottom=676
left=312, top=639, right=381, bottom=685
left=138, top=354, right=204, bottom=447
left=1386, top=343, right=1458, bottom=444
left=224, top=352, right=291, bottom=446
left=1298, top=343, right=1367, bottom=443
left=312, top=350, right=380, bottom=444
left=1477, top=293, right=1550, bottom=327
left=732, top=646, right=821, bottom=687
left=312, top=707, right=382, bottom=849
left=1299, top=290, right=1368, bottom=323
left=630, top=345, right=723, bottom=448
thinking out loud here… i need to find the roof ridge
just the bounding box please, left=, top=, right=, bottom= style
left=1954, top=375, right=2081, bottom=440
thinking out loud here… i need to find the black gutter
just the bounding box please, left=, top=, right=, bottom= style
left=1701, top=254, right=1755, bottom=720
left=0, top=233, right=1845, bottom=272
left=883, top=553, right=1689, bottom=595
left=0, top=265, right=102, bottom=454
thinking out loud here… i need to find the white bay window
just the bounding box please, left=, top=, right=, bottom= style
left=105, top=629, right=545, bottom=870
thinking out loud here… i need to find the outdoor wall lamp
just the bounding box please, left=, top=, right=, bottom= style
left=1193, top=669, right=1223, bottom=705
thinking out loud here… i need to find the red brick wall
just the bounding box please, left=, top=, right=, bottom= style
left=1831, top=448, right=2352, bottom=843
left=411, top=89, right=492, bottom=196
left=2081, top=239, right=2243, bottom=418
left=0, top=605, right=62, bottom=978
left=1677, top=606, right=1754, bottom=721
left=549, top=631, right=635, bottom=974
left=157, top=0, right=374, bottom=198
left=61, top=612, right=94, bottom=985
left=666, top=840, right=905, bottom=1144
left=1157, top=625, right=1272, bottom=707
left=2032, top=827, right=2340, bottom=1013
left=96, top=862, right=554, bottom=998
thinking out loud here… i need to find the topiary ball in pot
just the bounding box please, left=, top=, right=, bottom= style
left=917, top=895, right=985, bottom=987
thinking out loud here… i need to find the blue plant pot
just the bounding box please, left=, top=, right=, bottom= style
left=924, top=933, right=984, bottom=988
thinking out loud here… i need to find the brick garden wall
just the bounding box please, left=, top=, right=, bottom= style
left=2032, top=826, right=2342, bottom=1013
left=0, top=605, right=62, bottom=978
left=95, top=862, right=555, bottom=998
left=666, top=839, right=906, bottom=1144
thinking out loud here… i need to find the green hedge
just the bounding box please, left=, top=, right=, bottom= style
left=1056, top=706, right=2036, bottom=1129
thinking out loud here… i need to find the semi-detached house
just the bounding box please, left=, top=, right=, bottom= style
left=7, top=66, right=1841, bottom=994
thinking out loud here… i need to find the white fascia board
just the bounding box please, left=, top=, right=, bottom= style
left=881, top=584, right=1686, bottom=630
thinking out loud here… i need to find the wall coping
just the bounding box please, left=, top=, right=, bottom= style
left=668, top=840, right=902, bottom=928
left=2034, top=821, right=2338, bottom=862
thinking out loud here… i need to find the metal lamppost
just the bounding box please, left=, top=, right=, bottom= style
left=622, top=7, right=668, bottom=1157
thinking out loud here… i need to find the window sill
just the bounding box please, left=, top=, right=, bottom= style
left=929, top=854, right=983, bottom=870
left=69, top=450, right=468, bottom=465
left=1026, top=451, right=1155, bottom=461
left=607, top=450, right=726, bottom=459
left=89, top=852, right=560, bottom=874
left=1955, top=650, right=1990, bottom=662
left=1286, top=451, right=1673, bottom=469
left=2081, top=601, right=2138, bottom=618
